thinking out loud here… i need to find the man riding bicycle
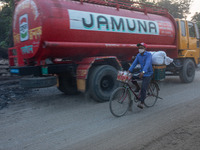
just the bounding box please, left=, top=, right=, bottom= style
left=128, top=43, right=153, bottom=109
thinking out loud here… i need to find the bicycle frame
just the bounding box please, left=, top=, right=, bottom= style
left=117, top=71, right=162, bottom=101
left=122, top=79, right=140, bottom=101
left=122, top=77, right=161, bottom=100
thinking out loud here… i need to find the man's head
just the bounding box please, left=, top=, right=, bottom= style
left=137, top=42, right=147, bottom=54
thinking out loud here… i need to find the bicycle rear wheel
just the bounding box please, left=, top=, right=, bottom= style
left=109, top=87, right=131, bottom=117
left=144, top=82, right=159, bottom=107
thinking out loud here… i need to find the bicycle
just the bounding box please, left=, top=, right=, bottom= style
left=109, top=71, right=161, bottom=117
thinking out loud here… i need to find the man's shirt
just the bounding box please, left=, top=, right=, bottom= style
left=129, top=51, right=153, bottom=77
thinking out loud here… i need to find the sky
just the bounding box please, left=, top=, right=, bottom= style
left=187, top=0, right=200, bottom=20
left=0, top=1, right=5, bottom=10
left=0, top=2, right=4, bottom=8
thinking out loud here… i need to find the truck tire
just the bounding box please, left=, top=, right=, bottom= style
left=57, top=73, right=79, bottom=95
left=179, top=59, right=195, bottom=83
left=89, top=65, right=119, bottom=102
left=20, top=76, right=57, bottom=88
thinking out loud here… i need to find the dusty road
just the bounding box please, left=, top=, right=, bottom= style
left=1, top=71, right=200, bottom=150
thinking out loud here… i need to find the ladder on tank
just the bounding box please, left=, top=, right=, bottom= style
left=75, top=0, right=168, bottom=15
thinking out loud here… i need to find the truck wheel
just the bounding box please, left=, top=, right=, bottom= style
left=57, top=73, right=79, bottom=95
left=179, top=59, right=195, bottom=83
left=89, top=65, right=119, bottom=102
left=20, top=76, right=57, bottom=88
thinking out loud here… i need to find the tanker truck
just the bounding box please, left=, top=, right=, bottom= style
left=9, top=0, right=200, bottom=102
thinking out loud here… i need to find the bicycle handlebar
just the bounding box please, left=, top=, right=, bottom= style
left=132, top=73, right=140, bottom=78
left=117, top=71, right=142, bottom=83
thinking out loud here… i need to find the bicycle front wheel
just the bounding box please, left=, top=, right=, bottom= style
left=109, top=87, right=131, bottom=117
left=144, top=82, right=159, bottom=107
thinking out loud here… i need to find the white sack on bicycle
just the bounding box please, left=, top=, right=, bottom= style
left=150, top=51, right=173, bottom=65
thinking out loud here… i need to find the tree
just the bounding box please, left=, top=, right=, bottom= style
left=156, top=0, right=192, bottom=19
left=0, top=0, right=15, bottom=58
left=191, top=12, right=200, bottom=31
left=138, top=0, right=154, bottom=5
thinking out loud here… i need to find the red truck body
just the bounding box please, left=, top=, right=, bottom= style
left=11, top=0, right=177, bottom=67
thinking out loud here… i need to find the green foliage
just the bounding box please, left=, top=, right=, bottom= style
left=137, top=0, right=192, bottom=19
left=138, top=0, right=154, bottom=5
left=0, top=0, right=14, bottom=50
left=191, top=12, right=200, bottom=31
left=156, top=0, right=192, bottom=19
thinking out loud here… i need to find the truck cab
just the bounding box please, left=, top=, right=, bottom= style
left=167, top=19, right=200, bottom=83
left=176, top=19, right=200, bottom=64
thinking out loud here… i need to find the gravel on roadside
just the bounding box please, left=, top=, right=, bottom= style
left=0, top=58, right=32, bottom=110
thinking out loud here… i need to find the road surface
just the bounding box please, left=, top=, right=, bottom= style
left=0, top=71, right=200, bottom=150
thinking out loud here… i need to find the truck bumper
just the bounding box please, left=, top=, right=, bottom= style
left=10, top=66, right=41, bottom=76
left=10, top=64, right=77, bottom=76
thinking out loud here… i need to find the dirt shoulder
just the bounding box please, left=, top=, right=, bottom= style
left=0, top=76, right=31, bottom=110
left=0, top=58, right=31, bottom=110
left=141, top=112, right=200, bottom=150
